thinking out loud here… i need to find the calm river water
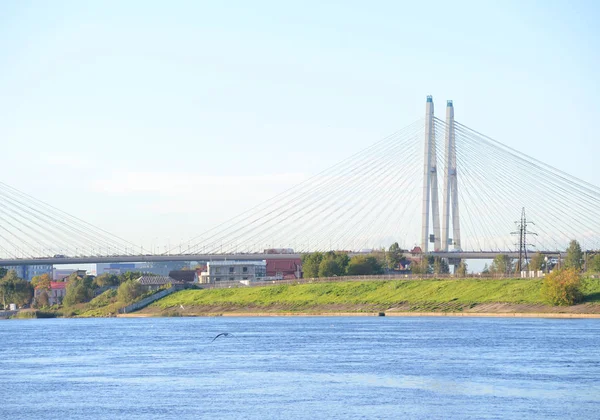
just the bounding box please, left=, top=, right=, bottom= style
left=1, top=316, right=599, bottom=419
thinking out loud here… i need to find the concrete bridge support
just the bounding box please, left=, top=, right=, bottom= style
left=421, top=96, right=441, bottom=253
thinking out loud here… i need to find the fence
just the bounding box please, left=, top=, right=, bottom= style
left=118, top=285, right=185, bottom=314
left=0, top=310, right=18, bottom=319
left=199, top=272, right=524, bottom=290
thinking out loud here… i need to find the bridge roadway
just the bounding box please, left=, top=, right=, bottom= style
left=0, top=251, right=566, bottom=266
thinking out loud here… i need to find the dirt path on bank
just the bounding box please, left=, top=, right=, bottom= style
left=132, top=302, right=600, bottom=318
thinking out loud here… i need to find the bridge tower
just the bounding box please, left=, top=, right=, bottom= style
left=421, top=96, right=441, bottom=253
left=441, top=100, right=461, bottom=251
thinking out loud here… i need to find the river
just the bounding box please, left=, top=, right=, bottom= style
left=1, top=317, right=599, bottom=419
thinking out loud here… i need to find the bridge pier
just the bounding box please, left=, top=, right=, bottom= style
left=441, top=100, right=461, bottom=252
left=421, top=95, right=441, bottom=253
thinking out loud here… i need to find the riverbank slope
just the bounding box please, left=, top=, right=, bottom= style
left=139, top=277, right=600, bottom=317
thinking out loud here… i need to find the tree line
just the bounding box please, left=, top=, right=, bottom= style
left=4, top=271, right=152, bottom=309
left=482, top=240, right=593, bottom=276
left=301, top=244, right=470, bottom=278
left=302, top=252, right=385, bottom=278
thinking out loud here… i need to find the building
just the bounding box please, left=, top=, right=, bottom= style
left=136, top=261, right=191, bottom=276
left=91, top=263, right=138, bottom=276
left=88, top=261, right=194, bottom=277
left=169, top=270, right=198, bottom=283
left=200, top=261, right=267, bottom=284
left=34, top=281, right=67, bottom=306
left=52, top=269, right=86, bottom=281
left=3, top=264, right=53, bottom=281
left=136, top=275, right=183, bottom=291
left=266, top=258, right=302, bottom=279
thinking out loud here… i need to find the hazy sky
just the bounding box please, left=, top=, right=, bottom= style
left=1, top=0, right=599, bottom=251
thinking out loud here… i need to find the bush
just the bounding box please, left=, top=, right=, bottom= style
left=346, top=255, right=383, bottom=276
left=34, top=291, right=50, bottom=308
left=63, top=277, right=95, bottom=306
left=13, top=310, right=58, bottom=319
left=541, top=268, right=583, bottom=306
left=117, top=280, right=143, bottom=303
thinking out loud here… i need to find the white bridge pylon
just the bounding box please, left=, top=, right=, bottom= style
left=421, top=96, right=461, bottom=253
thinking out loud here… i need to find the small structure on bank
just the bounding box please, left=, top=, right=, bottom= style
left=136, top=275, right=184, bottom=291
left=168, top=270, right=198, bottom=283
left=199, top=261, right=267, bottom=284
left=265, top=258, right=302, bottom=280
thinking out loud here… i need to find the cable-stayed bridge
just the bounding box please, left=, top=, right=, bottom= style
left=0, top=96, right=598, bottom=267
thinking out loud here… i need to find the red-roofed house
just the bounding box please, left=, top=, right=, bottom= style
left=35, top=282, right=67, bottom=306
left=266, top=258, right=302, bottom=279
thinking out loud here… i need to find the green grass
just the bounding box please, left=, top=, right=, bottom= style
left=150, top=277, right=600, bottom=311
left=77, top=289, right=122, bottom=317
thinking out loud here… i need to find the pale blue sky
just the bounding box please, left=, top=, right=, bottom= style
left=1, top=0, right=599, bottom=250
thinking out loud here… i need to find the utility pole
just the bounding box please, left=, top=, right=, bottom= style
left=511, top=208, right=537, bottom=275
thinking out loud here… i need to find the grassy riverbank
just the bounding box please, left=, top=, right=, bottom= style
left=144, top=277, right=600, bottom=315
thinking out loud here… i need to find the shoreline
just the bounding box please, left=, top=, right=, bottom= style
left=117, top=311, right=600, bottom=319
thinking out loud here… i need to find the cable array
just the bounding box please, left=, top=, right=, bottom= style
left=178, top=119, right=426, bottom=254
left=434, top=117, right=600, bottom=251
left=0, top=182, right=138, bottom=258
left=4, top=108, right=598, bottom=259
left=180, top=114, right=600, bottom=255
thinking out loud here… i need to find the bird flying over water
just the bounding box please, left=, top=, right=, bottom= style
left=211, top=332, right=234, bottom=342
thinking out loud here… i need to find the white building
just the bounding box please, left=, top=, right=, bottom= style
left=200, top=261, right=266, bottom=284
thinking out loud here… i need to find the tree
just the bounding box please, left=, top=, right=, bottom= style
left=387, top=242, right=402, bottom=269
left=0, top=271, right=33, bottom=308
left=66, top=272, right=81, bottom=282
left=333, top=252, right=350, bottom=274
left=301, top=253, right=324, bottom=278
left=541, top=268, right=583, bottom=306
left=588, top=254, right=600, bottom=273
left=433, top=257, right=449, bottom=275
left=117, top=280, right=143, bottom=303
left=565, top=240, right=584, bottom=271
left=529, top=253, right=545, bottom=271
left=94, top=273, right=120, bottom=288
left=482, top=264, right=490, bottom=275
left=489, top=255, right=513, bottom=276
left=456, top=260, right=468, bottom=277
left=370, top=249, right=387, bottom=271
left=34, top=291, right=50, bottom=308
left=411, top=256, right=432, bottom=275
left=63, top=276, right=94, bottom=306
left=318, top=258, right=341, bottom=277
left=346, top=255, right=384, bottom=276
left=31, top=273, right=52, bottom=291
left=119, top=271, right=146, bottom=284
left=302, top=252, right=349, bottom=278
